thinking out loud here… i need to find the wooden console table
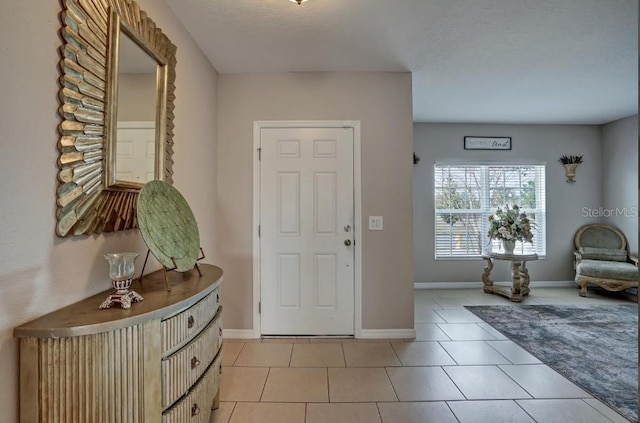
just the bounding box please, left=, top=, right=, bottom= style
left=482, top=252, right=538, bottom=302
left=15, top=264, right=223, bottom=423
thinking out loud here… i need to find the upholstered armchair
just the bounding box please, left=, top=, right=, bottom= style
left=574, top=223, right=638, bottom=297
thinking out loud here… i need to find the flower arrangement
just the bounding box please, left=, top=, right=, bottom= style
left=487, top=205, right=534, bottom=243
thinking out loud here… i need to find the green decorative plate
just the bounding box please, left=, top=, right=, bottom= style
left=137, top=181, right=200, bottom=272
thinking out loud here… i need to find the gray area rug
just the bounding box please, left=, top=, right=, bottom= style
left=465, top=304, right=638, bottom=422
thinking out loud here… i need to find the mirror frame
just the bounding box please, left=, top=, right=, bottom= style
left=56, top=0, right=176, bottom=237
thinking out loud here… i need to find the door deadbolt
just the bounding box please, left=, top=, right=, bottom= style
left=344, top=239, right=352, bottom=246
left=344, top=225, right=351, bottom=232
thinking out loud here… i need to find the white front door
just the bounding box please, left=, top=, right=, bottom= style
left=260, top=126, right=355, bottom=335
left=116, top=121, right=155, bottom=183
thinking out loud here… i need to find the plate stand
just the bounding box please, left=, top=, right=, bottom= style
left=138, top=247, right=206, bottom=291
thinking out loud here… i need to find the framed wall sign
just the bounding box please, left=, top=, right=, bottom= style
left=464, top=136, right=512, bottom=150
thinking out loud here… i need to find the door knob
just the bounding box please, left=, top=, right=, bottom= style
left=344, top=239, right=352, bottom=246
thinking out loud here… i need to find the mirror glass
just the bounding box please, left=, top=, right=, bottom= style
left=55, top=0, right=176, bottom=237
left=114, top=31, right=158, bottom=185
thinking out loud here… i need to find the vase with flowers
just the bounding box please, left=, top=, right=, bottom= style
left=487, top=205, right=534, bottom=254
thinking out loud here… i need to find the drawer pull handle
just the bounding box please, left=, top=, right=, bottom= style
left=216, top=293, right=220, bottom=303
left=187, top=315, right=195, bottom=328
left=191, top=404, right=200, bottom=416
left=219, top=365, right=222, bottom=375
left=191, top=356, right=201, bottom=369
left=219, top=327, right=223, bottom=336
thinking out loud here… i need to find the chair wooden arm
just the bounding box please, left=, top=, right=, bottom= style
left=573, top=250, right=582, bottom=269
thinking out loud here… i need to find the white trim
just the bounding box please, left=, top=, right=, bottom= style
left=414, top=280, right=575, bottom=289
left=434, top=255, right=547, bottom=261
left=353, top=122, right=362, bottom=339
left=252, top=123, right=262, bottom=339
left=358, top=329, right=416, bottom=339
left=252, top=120, right=362, bottom=338
left=223, top=329, right=258, bottom=340
left=434, top=160, right=548, bottom=166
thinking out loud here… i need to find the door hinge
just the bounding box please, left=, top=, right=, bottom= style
left=258, top=225, right=261, bottom=237
left=258, top=301, right=261, bottom=314
left=258, top=147, right=262, bottom=160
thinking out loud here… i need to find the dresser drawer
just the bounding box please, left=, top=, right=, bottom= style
left=162, top=309, right=223, bottom=408
left=163, top=352, right=223, bottom=423
left=162, top=286, right=221, bottom=354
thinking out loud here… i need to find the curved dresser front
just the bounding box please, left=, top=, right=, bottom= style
left=14, top=264, right=223, bottom=423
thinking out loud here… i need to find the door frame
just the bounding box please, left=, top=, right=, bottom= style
left=252, top=120, right=362, bottom=338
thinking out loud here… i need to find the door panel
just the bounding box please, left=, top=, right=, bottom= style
left=278, top=254, right=300, bottom=308
left=314, top=254, right=337, bottom=309
left=260, top=127, right=354, bottom=335
left=314, top=172, right=337, bottom=235
left=277, top=173, right=301, bottom=235
left=116, top=123, right=155, bottom=183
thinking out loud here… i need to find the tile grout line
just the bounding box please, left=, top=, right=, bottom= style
left=442, top=400, right=462, bottom=423
left=579, top=398, right=624, bottom=422
left=439, top=365, right=469, bottom=401
left=258, top=367, right=271, bottom=402
left=480, top=339, right=514, bottom=364
left=382, top=367, right=400, bottom=402
left=231, top=342, right=246, bottom=367
left=389, top=342, right=403, bottom=366
left=433, top=322, right=454, bottom=341
left=473, top=322, right=500, bottom=340
left=494, top=364, right=536, bottom=400
left=325, top=367, right=330, bottom=404
left=511, top=399, right=540, bottom=423
left=339, top=342, right=347, bottom=368
left=225, top=402, right=238, bottom=423
left=436, top=340, right=460, bottom=365
left=374, top=401, right=384, bottom=423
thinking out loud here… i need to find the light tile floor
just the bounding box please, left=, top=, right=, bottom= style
left=211, top=286, right=636, bottom=423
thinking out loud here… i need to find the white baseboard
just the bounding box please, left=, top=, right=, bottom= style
left=224, top=328, right=416, bottom=340
left=223, top=329, right=258, bottom=339
left=358, top=329, right=416, bottom=339
left=415, top=281, right=575, bottom=289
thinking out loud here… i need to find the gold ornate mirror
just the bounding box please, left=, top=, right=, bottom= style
left=56, top=0, right=176, bottom=237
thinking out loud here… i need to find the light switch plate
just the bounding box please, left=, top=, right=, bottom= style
left=369, top=216, right=383, bottom=230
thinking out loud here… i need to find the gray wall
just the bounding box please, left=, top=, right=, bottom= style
left=216, top=72, right=414, bottom=331
left=602, top=115, right=638, bottom=255
left=414, top=123, right=603, bottom=283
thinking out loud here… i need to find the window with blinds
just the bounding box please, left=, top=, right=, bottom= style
left=434, top=164, right=546, bottom=258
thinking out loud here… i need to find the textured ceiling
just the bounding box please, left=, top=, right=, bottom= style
left=166, top=0, right=638, bottom=124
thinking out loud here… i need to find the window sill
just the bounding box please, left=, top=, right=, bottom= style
left=435, top=255, right=547, bottom=261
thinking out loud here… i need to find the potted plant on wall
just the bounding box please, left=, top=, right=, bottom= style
left=559, top=155, right=583, bottom=183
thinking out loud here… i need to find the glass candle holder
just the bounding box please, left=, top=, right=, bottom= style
left=99, top=252, right=144, bottom=309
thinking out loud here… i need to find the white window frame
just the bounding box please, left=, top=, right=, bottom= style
left=434, top=163, right=546, bottom=259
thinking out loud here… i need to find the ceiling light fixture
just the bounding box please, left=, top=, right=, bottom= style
left=290, top=0, right=309, bottom=4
